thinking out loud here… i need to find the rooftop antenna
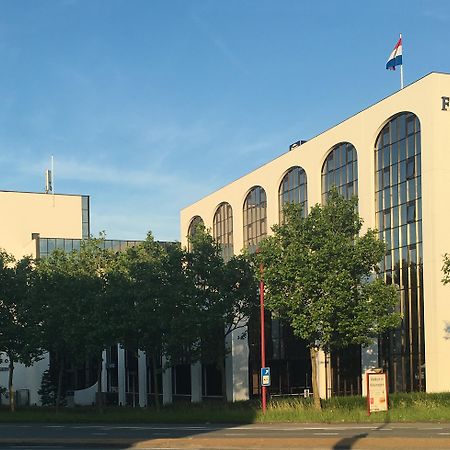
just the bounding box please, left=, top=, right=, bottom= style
left=45, top=155, right=55, bottom=195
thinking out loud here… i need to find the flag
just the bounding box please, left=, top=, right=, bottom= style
left=386, top=37, right=402, bottom=71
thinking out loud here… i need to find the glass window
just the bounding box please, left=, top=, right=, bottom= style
left=407, top=202, right=416, bottom=223
left=279, top=166, right=308, bottom=222
left=187, top=216, right=204, bottom=250
left=188, top=216, right=204, bottom=239
left=375, top=112, right=424, bottom=393
left=322, top=142, right=358, bottom=202
left=213, top=202, right=234, bottom=261
left=243, top=186, right=267, bottom=250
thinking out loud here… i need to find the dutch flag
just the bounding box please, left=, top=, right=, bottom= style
left=386, top=37, right=403, bottom=71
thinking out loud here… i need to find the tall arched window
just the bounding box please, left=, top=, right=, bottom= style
left=213, top=202, right=234, bottom=261
left=322, top=142, right=360, bottom=395
left=321, top=142, right=358, bottom=201
left=243, top=186, right=267, bottom=251
left=187, top=215, right=204, bottom=250
left=279, top=166, right=308, bottom=221
left=375, top=112, right=424, bottom=393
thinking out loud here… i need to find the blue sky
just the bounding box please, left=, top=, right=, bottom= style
left=1, top=0, right=449, bottom=241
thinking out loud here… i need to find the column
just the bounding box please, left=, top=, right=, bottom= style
left=138, top=350, right=148, bottom=407
left=225, top=325, right=250, bottom=402
left=101, top=350, right=107, bottom=393
left=162, top=355, right=172, bottom=405
left=117, top=344, right=126, bottom=406
left=190, top=361, right=202, bottom=403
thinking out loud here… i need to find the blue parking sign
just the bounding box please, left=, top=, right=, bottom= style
left=261, top=367, right=271, bottom=387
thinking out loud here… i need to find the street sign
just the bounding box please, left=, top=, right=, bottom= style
left=261, top=367, right=271, bottom=387
left=367, top=371, right=388, bottom=414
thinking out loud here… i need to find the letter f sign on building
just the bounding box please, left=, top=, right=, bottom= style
left=261, top=367, right=271, bottom=387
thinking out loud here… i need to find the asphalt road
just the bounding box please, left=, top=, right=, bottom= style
left=1, top=422, right=450, bottom=449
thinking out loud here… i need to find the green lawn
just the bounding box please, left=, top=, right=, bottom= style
left=1, top=392, right=450, bottom=423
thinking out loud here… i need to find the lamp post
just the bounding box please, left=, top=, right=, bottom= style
left=259, top=258, right=267, bottom=414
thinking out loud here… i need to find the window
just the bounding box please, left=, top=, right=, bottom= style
left=82, top=196, right=90, bottom=239
left=321, top=142, right=358, bottom=202
left=213, top=202, right=234, bottom=261
left=278, top=166, right=308, bottom=222
left=375, top=112, right=424, bottom=393
left=187, top=216, right=204, bottom=250
left=243, top=186, right=267, bottom=251
left=407, top=202, right=416, bottom=223
left=406, top=157, right=415, bottom=179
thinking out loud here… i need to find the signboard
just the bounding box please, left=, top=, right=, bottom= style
left=367, top=371, right=388, bottom=414
left=261, top=367, right=271, bottom=387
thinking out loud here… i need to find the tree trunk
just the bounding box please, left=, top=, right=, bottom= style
left=8, top=353, right=15, bottom=413
left=55, top=354, right=64, bottom=413
left=310, top=346, right=322, bottom=410
left=151, top=353, right=160, bottom=410
left=97, top=352, right=103, bottom=413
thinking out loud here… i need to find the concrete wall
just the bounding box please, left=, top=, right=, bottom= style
left=0, top=191, right=84, bottom=259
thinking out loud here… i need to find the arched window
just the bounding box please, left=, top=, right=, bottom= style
left=243, top=186, right=267, bottom=251
left=375, top=112, right=424, bottom=393
left=187, top=215, right=204, bottom=250
left=279, top=166, right=308, bottom=221
left=321, top=142, right=358, bottom=201
left=213, top=202, right=234, bottom=261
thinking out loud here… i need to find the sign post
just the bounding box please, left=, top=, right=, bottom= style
left=367, top=370, right=388, bottom=415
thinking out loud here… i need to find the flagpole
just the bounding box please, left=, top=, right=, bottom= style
left=400, top=33, right=404, bottom=89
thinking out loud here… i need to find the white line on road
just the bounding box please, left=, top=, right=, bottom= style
left=314, top=432, right=339, bottom=435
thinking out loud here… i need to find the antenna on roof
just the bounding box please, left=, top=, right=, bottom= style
left=45, top=155, right=55, bottom=194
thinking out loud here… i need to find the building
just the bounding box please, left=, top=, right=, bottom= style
left=0, top=190, right=89, bottom=405
left=3, top=72, right=450, bottom=407
left=0, top=189, right=184, bottom=407
left=180, top=72, right=450, bottom=398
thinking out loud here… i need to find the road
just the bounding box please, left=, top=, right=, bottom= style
left=1, top=422, right=450, bottom=449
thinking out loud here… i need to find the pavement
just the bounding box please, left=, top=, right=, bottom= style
left=1, top=422, right=450, bottom=449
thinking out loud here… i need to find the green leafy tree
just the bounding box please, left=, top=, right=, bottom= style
left=185, top=226, right=258, bottom=400
left=257, top=190, right=400, bottom=409
left=0, top=250, right=43, bottom=412
left=35, top=237, right=115, bottom=411
left=107, top=234, right=185, bottom=409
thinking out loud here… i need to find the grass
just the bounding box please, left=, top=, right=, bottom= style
left=1, top=392, right=450, bottom=423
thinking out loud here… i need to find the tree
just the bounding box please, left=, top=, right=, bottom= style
left=35, top=238, right=115, bottom=411
left=185, top=226, right=258, bottom=400
left=0, top=250, right=43, bottom=412
left=257, top=190, right=400, bottom=409
left=107, top=233, right=185, bottom=409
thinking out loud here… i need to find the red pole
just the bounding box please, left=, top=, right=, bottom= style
left=259, top=261, right=267, bottom=414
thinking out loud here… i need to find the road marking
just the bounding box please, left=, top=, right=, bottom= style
left=419, top=427, right=443, bottom=430
left=10, top=447, right=64, bottom=449
left=314, top=432, right=339, bottom=435
left=438, top=432, right=450, bottom=435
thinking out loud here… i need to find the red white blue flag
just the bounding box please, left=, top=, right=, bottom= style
left=386, top=37, right=403, bottom=70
